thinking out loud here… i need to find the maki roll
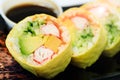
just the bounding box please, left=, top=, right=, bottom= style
left=99, top=0, right=120, bottom=13
left=58, top=8, right=107, bottom=68
left=6, top=14, right=72, bottom=79
left=81, top=1, right=120, bottom=57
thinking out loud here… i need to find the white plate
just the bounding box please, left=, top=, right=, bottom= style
left=52, top=0, right=94, bottom=7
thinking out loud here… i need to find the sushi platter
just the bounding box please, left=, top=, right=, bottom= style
left=1, top=0, right=120, bottom=80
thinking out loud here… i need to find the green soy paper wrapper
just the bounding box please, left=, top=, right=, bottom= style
left=6, top=14, right=72, bottom=79
left=59, top=8, right=107, bottom=69
left=81, top=0, right=120, bottom=57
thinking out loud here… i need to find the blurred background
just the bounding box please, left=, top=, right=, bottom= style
left=0, top=0, right=94, bottom=7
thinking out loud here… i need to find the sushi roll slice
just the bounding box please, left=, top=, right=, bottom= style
left=5, top=14, right=72, bottom=79
left=58, top=8, right=107, bottom=69
left=99, top=0, right=120, bottom=13
left=81, top=1, right=120, bottom=57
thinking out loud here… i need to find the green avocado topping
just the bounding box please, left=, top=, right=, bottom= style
left=73, top=27, right=94, bottom=54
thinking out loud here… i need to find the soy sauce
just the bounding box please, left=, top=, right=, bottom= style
left=6, top=4, right=57, bottom=23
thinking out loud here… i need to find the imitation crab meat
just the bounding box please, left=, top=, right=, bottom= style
left=33, top=46, right=54, bottom=64
left=41, top=23, right=60, bottom=37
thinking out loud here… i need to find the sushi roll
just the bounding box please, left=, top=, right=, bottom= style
left=81, top=1, right=120, bottom=57
left=99, top=0, right=120, bottom=13
left=58, top=8, right=107, bottom=69
left=5, top=14, right=72, bottom=79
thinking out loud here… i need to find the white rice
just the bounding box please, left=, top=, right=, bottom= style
left=10, top=38, right=21, bottom=54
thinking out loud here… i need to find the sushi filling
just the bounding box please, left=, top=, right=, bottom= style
left=23, top=19, right=46, bottom=36
left=71, top=17, right=94, bottom=54
left=33, top=46, right=55, bottom=64
left=105, top=15, right=120, bottom=47
left=108, top=0, right=120, bottom=7
left=71, top=17, right=89, bottom=30
left=73, top=27, right=94, bottom=54
left=89, top=5, right=109, bottom=18
left=86, top=4, right=120, bottom=48
left=19, top=18, right=69, bottom=65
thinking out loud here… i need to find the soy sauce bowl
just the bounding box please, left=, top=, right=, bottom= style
left=0, top=0, right=63, bottom=30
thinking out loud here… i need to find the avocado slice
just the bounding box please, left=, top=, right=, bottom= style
left=19, top=35, right=48, bottom=55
